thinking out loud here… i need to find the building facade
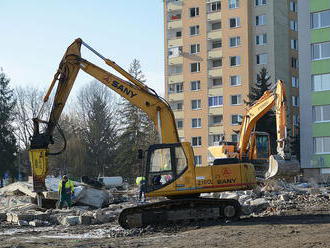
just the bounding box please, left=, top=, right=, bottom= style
left=299, top=0, right=330, bottom=179
left=164, top=0, right=299, bottom=166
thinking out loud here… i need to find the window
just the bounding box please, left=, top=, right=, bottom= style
left=293, top=114, right=299, bottom=126
left=191, top=80, right=201, bottom=91
left=190, top=62, right=200, bottom=72
left=313, top=105, right=330, bottom=122
left=209, top=96, right=223, bottom=107
left=212, top=58, right=222, bottom=68
left=256, top=0, right=266, bottom=6
left=313, top=137, right=330, bottom=154
left=213, top=77, right=222, bottom=86
left=256, top=15, right=266, bottom=26
left=168, top=46, right=182, bottom=58
left=230, top=56, right=241, bottom=66
left=312, top=42, right=330, bottom=60
left=230, top=36, right=241, bottom=47
left=290, top=20, right=298, bottom=31
left=191, top=99, right=201, bottom=110
left=211, top=134, right=222, bottom=145
left=231, top=95, right=242, bottom=105
left=169, top=64, right=183, bottom=75
left=192, top=137, right=202, bottom=147
left=176, top=31, right=182, bottom=38
left=212, top=39, right=222, bottom=49
left=230, top=75, right=241, bottom=86
left=311, top=10, right=330, bottom=29
left=176, top=119, right=183, bottom=129
left=192, top=118, right=202, bottom=128
left=168, top=82, right=183, bottom=94
left=291, top=57, right=298, bottom=68
left=231, top=114, right=242, bottom=125
left=229, top=17, right=240, bottom=28
left=312, top=73, right=330, bottom=91
left=291, top=39, right=298, bottom=50
left=256, top=53, right=268, bottom=65
left=292, top=96, right=299, bottom=107
left=190, top=25, right=200, bottom=36
left=190, top=7, right=199, bottom=17
left=292, top=76, right=299, bottom=88
left=208, top=1, right=221, bottom=12
left=170, top=101, right=183, bottom=111
left=256, top=34, right=267, bottom=45
left=290, top=1, right=297, bottom=12
left=229, top=0, right=239, bottom=9
left=232, top=134, right=239, bottom=142
left=190, top=44, right=200, bottom=54
left=211, top=115, right=223, bottom=125
left=211, top=22, right=221, bottom=31
left=194, top=155, right=202, bottom=166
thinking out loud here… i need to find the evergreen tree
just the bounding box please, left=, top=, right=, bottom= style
left=0, top=69, right=17, bottom=182
left=115, top=59, right=158, bottom=179
left=245, top=67, right=277, bottom=153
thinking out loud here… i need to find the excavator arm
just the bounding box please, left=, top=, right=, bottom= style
left=29, top=38, right=180, bottom=192
left=238, top=80, right=287, bottom=159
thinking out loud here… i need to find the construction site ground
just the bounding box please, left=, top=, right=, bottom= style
left=1, top=207, right=329, bottom=248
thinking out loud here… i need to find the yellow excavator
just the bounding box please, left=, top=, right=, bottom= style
left=208, top=80, right=300, bottom=179
left=28, top=38, right=295, bottom=229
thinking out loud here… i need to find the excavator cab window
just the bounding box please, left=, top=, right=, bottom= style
left=146, top=143, right=188, bottom=191
left=255, top=133, right=270, bottom=159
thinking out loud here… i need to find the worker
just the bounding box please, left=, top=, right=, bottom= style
left=58, top=175, right=74, bottom=209
left=136, top=176, right=146, bottom=202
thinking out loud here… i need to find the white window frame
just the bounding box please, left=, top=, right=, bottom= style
left=211, top=21, right=221, bottom=31
left=256, top=53, right=268, bottom=65
left=194, top=155, right=202, bottom=165
left=228, top=0, right=239, bottom=9
left=190, top=62, right=201, bottom=72
left=231, top=114, right=243, bottom=125
left=256, top=15, right=266, bottom=26
left=291, top=39, right=298, bottom=50
left=212, top=115, right=223, bottom=125
left=292, top=96, right=299, bottom=107
left=208, top=96, right=223, bottom=107
left=290, top=1, right=297, bottom=12
left=168, top=82, right=183, bottom=94
left=212, top=77, right=222, bottom=87
left=256, top=33, right=267, bottom=45
left=176, top=119, right=184, bottom=129
left=229, top=36, right=241, bottom=47
left=192, top=137, right=202, bottom=147
left=291, top=57, right=298, bottom=68
left=312, top=73, right=330, bottom=91
left=313, top=105, right=330, bottom=123
left=190, top=7, right=199, bottom=17
left=212, top=39, right=222, bottom=49
left=191, top=80, right=201, bottom=91
left=231, top=95, right=242, bottom=105
left=290, top=20, right=298, bottom=31
left=208, top=1, right=221, bottom=12
left=230, top=75, right=241, bottom=86
left=292, top=76, right=299, bottom=88
left=191, top=99, right=202, bottom=110
left=212, top=58, right=222, bottom=68
left=191, top=118, right=202, bottom=128
left=256, top=0, right=266, bottom=6
left=311, top=10, right=330, bottom=29
left=230, top=56, right=241, bottom=66
left=190, top=44, right=200, bottom=54
left=313, top=137, right=330, bottom=154
left=229, top=17, right=240, bottom=28
left=190, top=25, right=200, bottom=36
left=312, top=42, right=330, bottom=60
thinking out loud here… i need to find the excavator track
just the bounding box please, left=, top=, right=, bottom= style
left=118, top=198, right=241, bottom=229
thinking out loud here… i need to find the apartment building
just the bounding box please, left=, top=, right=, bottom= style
left=299, top=0, right=330, bottom=180
left=164, top=0, right=299, bottom=166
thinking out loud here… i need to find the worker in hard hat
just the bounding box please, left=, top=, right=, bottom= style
left=136, top=176, right=146, bottom=202
left=58, top=175, right=75, bottom=208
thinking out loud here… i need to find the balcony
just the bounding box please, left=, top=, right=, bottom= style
left=167, top=0, right=182, bottom=11
left=209, top=68, right=222, bottom=78
left=208, top=106, right=223, bottom=116
left=168, top=74, right=183, bottom=83
left=207, top=11, right=221, bottom=22
left=208, top=49, right=222, bottom=59
left=173, top=111, right=184, bottom=119
left=168, top=92, right=184, bottom=101
left=208, top=30, right=221, bottom=40
left=208, top=87, right=223, bottom=96
left=209, top=126, right=224, bottom=134
left=168, top=20, right=182, bottom=29
left=168, top=38, right=183, bottom=47
left=169, top=56, right=183, bottom=65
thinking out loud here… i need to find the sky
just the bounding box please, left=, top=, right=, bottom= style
left=0, top=0, right=165, bottom=97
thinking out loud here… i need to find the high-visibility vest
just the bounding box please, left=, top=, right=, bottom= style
left=58, top=180, right=74, bottom=194
left=136, top=176, right=146, bottom=185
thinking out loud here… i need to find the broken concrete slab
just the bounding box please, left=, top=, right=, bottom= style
left=77, top=187, right=110, bottom=208
left=59, top=216, right=80, bottom=226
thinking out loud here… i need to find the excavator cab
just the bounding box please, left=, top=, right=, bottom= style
left=145, top=143, right=188, bottom=192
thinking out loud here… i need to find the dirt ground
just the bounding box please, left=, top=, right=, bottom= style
left=1, top=208, right=330, bottom=248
